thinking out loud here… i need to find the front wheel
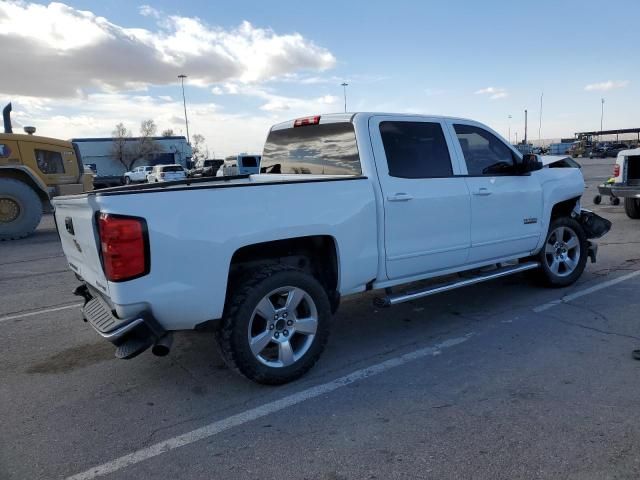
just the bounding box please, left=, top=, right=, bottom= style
left=536, top=217, right=588, bottom=288
left=216, top=265, right=332, bottom=384
left=124, top=176, right=131, bottom=185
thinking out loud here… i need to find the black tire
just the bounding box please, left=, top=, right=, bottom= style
left=216, top=264, right=332, bottom=385
left=624, top=198, right=640, bottom=219
left=124, top=176, right=131, bottom=185
left=593, top=195, right=602, bottom=205
left=536, top=217, right=588, bottom=288
left=611, top=196, right=620, bottom=206
left=0, top=178, right=43, bottom=241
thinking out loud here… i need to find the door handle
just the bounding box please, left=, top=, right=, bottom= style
left=472, top=187, right=492, bottom=196
left=387, top=193, right=413, bottom=202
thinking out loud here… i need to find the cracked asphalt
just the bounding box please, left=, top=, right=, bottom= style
left=1, top=157, right=640, bottom=479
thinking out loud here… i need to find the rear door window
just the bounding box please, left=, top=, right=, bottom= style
left=379, top=121, right=453, bottom=178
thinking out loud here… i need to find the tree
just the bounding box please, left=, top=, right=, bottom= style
left=191, top=133, right=206, bottom=163
left=134, top=119, right=162, bottom=163
left=161, top=128, right=175, bottom=137
left=111, top=122, right=132, bottom=170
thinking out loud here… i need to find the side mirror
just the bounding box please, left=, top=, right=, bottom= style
left=521, top=154, right=543, bottom=173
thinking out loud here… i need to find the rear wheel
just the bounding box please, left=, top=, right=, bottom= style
left=216, top=264, right=331, bottom=384
left=0, top=178, right=43, bottom=241
left=536, top=217, right=588, bottom=287
left=624, top=198, right=640, bottom=219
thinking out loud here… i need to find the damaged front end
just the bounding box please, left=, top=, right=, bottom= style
left=575, top=209, right=612, bottom=263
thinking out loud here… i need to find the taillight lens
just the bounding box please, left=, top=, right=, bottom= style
left=613, top=164, right=620, bottom=177
left=98, top=213, right=149, bottom=281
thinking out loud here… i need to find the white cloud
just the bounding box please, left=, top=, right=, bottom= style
left=475, top=87, right=508, bottom=100
left=0, top=1, right=336, bottom=98
left=584, top=80, right=629, bottom=91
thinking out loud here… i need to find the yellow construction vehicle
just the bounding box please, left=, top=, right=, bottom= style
left=0, top=103, right=93, bottom=240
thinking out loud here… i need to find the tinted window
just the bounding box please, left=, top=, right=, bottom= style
left=261, top=123, right=361, bottom=175
left=454, top=124, right=516, bottom=175
left=162, top=165, right=184, bottom=172
left=379, top=121, right=452, bottom=178
left=35, top=149, right=65, bottom=174
left=241, top=156, right=259, bottom=168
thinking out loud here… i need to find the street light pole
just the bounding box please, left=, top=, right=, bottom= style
left=508, top=115, right=512, bottom=144
left=178, top=74, right=190, bottom=144
left=538, top=92, right=543, bottom=145
left=341, top=82, right=348, bottom=113
left=600, top=97, right=605, bottom=138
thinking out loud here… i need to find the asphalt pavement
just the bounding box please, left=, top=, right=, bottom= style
left=1, top=157, right=640, bottom=480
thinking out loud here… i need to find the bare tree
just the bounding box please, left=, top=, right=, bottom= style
left=134, top=119, right=162, bottom=164
left=111, top=122, right=132, bottom=170
left=161, top=128, right=175, bottom=137
left=191, top=133, right=206, bottom=163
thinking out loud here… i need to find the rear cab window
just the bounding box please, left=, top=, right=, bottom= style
left=261, top=122, right=361, bottom=175
left=161, top=165, right=184, bottom=172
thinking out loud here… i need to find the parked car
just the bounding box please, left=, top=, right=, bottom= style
left=610, top=147, right=640, bottom=219
left=602, top=143, right=630, bottom=158
left=189, top=159, right=224, bottom=178
left=124, top=166, right=153, bottom=184
left=216, top=154, right=261, bottom=176
left=52, top=113, right=610, bottom=385
left=146, top=164, right=187, bottom=183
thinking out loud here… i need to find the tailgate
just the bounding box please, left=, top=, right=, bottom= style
left=53, top=196, right=110, bottom=295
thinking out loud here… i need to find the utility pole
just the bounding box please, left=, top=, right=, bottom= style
left=178, top=74, right=190, bottom=144
left=524, top=109, right=528, bottom=145
left=515, top=131, right=518, bottom=144
left=341, top=82, right=349, bottom=113
left=508, top=115, right=512, bottom=143
left=600, top=98, right=605, bottom=138
left=538, top=92, right=543, bottom=145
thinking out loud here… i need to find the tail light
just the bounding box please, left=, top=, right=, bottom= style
left=613, top=164, right=620, bottom=177
left=97, top=213, right=149, bottom=282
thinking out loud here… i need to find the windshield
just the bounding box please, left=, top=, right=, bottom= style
left=261, top=122, right=361, bottom=175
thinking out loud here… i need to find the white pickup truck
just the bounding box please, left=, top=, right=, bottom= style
left=53, top=113, right=610, bottom=384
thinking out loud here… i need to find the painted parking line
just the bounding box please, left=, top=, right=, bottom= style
left=533, top=269, right=640, bottom=313
left=0, top=303, right=82, bottom=323
left=64, top=333, right=473, bottom=480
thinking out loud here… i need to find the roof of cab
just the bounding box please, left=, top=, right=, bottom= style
left=0, top=132, right=75, bottom=148
left=269, top=112, right=475, bottom=131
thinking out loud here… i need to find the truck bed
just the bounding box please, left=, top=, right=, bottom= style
left=52, top=174, right=379, bottom=330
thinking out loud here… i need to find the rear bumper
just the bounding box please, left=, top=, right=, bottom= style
left=610, top=185, right=640, bottom=198
left=74, top=284, right=165, bottom=359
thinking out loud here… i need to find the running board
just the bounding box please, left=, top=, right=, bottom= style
left=374, top=262, right=540, bottom=307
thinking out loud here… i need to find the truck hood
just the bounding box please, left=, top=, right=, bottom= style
left=539, top=155, right=577, bottom=167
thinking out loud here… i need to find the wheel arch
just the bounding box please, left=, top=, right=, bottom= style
left=227, top=235, right=341, bottom=312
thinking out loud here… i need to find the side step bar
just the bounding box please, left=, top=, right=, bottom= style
left=374, top=261, right=540, bottom=307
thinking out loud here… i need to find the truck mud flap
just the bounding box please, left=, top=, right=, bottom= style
left=578, top=209, right=611, bottom=239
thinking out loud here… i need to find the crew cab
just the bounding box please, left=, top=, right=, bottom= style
left=52, top=113, right=610, bottom=384
left=610, top=148, right=640, bottom=219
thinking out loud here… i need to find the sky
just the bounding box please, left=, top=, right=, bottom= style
left=1, top=0, right=639, bottom=156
